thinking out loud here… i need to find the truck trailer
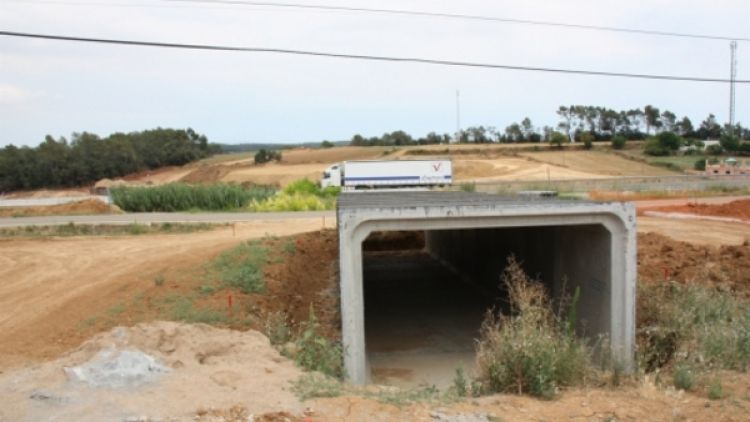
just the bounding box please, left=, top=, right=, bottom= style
left=320, top=159, right=452, bottom=190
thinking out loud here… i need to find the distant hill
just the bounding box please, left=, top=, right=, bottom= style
left=216, top=141, right=349, bottom=152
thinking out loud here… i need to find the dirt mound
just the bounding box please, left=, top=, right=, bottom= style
left=4, top=188, right=89, bottom=199
left=0, top=321, right=304, bottom=421
left=648, top=198, right=750, bottom=221
left=179, top=165, right=233, bottom=184
left=0, top=198, right=117, bottom=217
left=637, top=232, right=750, bottom=294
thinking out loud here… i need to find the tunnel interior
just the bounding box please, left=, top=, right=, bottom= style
left=362, top=224, right=612, bottom=387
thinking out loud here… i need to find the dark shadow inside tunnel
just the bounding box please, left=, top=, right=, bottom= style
left=361, top=225, right=612, bottom=387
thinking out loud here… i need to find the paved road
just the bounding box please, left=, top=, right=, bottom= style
left=0, top=211, right=336, bottom=227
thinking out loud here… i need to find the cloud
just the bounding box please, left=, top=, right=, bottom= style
left=0, top=84, right=38, bottom=105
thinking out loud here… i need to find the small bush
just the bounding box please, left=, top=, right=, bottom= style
left=580, top=132, right=594, bottom=150
left=708, top=379, right=724, bottom=400
left=706, top=144, right=724, bottom=156
left=673, top=366, right=694, bottom=391
left=154, top=274, right=165, bottom=287
left=453, top=367, right=468, bottom=397
left=611, top=135, right=627, bottom=150
left=294, top=306, right=344, bottom=378
left=644, top=139, right=670, bottom=156
left=694, top=159, right=706, bottom=171
left=549, top=131, right=567, bottom=148
left=475, top=257, right=590, bottom=398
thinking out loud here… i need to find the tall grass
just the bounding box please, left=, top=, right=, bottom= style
left=475, top=257, right=590, bottom=398
left=111, top=183, right=275, bottom=212
left=209, top=240, right=268, bottom=294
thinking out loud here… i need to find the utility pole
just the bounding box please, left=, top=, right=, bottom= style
left=454, top=89, right=461, bottom=144
left=729, top=40, right=737, bottom=130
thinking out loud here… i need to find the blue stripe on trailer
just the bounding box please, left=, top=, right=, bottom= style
left=344, top=175, right=452, bottom=182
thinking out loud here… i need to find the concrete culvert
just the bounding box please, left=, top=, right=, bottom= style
left=337, top=192, right=636, bottom=386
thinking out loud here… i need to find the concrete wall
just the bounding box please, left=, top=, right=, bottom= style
left=337, top=193, right=636, bottom=385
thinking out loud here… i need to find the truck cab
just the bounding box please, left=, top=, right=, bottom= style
left=320, top=164, right=342, bottom=189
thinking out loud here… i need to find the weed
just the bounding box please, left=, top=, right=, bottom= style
left=127, top=223, right=148, bottom=235
left=708, top=379, right=724, bottom=400
left=264, top=311, right=292, bottom=346
left=475, top=256, right=590, bottom=399
left=673, top=366, right=694, bottom=391
left=459, top=182, right=476, bottom=193
left=154, top=274, right=165, bottom=287
left=290, top=373, right=342, bottom=400
left=365, top=385, right=448, bottom=407
left=283, top=239, right=297, bottom=255
left=453, top=367, right=468, bottom=397
left=199, top=284, right=217, bottom=295
left=294, top=306, right=344, bottom=378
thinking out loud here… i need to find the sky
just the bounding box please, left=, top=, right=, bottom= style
left=0, top=0, right=748, bottom=147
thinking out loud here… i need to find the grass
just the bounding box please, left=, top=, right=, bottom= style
left=0, top=222, right=220, bottom=238
left=263, top=311, right=292, bottom=346
left=638, top=282, right=750, bottom=375
left=111, top=183, right=275, bottom=212
left=290, top=373, right=343, bottom=400
left=209, top=240, right=268, bottom=294
left=164, top=295, right=228, bottom=324
left=475, top=256, right=590, bottom=399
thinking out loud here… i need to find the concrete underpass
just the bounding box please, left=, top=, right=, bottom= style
left=338, top=192, right=636, bottom=385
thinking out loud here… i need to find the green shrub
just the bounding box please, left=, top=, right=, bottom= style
left=580, top=132, right=594, bottom=150
left=720, top=134, right=740, bottom=152
left=694, top=159, right=706, bottom=171
left=111, top=183, right=275, bottom=212
left=293, top=306, right=344, bottom=378
left=549, top=131, right=567, bottom=148
left=254, top=149, right=282, bottom=164
left=264, top=311, right=292, bottom=346
left=706, top=144, right=724, bottom=156
left=708, top=379, right=724, bottom=400
left=291, top=373, right=342, bottom=400
left=656, top=132, right=683, bottom=151
left=644, top=139, right=670, bottom=156
left=250, top=193, right=335, bottom=212
left=673, top=366, right=694, bottom=391
left=453, top=367, right=468, bottom=397
left=475, top=257, right=590, bottom=398
left=611, top=135, right=626, bottom=150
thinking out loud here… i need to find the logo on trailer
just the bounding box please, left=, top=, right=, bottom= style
left=432, top=162, right=442, bottom=172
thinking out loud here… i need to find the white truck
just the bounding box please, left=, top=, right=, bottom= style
left=320, top=159, right=452, bottom=191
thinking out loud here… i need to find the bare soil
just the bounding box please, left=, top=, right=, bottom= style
left=646, top=198, right=750, bottom=221
left=637, top=232, right=750, bottom=295
left=0, top=198, right=117, bottom=217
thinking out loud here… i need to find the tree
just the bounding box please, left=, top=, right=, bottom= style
left=556, top=106, right=573, bottom=141
left=320, top=140, right=335, bottom=148
left=504, top=123, right=524, bottom=143
left=697, top=114, right=722, bottom=139
left=675, top=116, right=694, bottom=137
left=660, top=110, right=677, bottom=133
left=254, top=149, right=281, bottom=164
left=549, top=131, right=567, bottom=148
left=720, top=134, right=740, bottom=152
left=644, top=105, right=661, bottom=135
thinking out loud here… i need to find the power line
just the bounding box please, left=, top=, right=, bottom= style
left=165, top=0, right=750, bottom=43
left=1, top=30, right=748, bottom=84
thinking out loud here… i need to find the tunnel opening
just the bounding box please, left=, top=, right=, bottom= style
left=361, top=225, right=612, bottom=387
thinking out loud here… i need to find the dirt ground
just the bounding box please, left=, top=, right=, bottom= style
left=0, top=218, right=332, bottom=370
left=0, top=198, right=117, bottom=217
left=521, top=150, right=675, bottom=177
left=3, top=204, right=750, bottom=420
left=645, top=198, right=750, bottom=221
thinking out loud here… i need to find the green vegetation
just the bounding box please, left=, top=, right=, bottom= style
left=291, top=306, right=344, bottom=378
left=0, top=222, right=220, bottom=238
left=162, top=295, right=228, bottom=324
left=250, top=179, right=340, bottom=212
left=111, top=183, right=275, bottom=212
left=475, top=257, right=590, bottom=399
left=458, top=182, right=476, bottom=192
left=291, top=373, right=343, bottom=400
left=263, top=311, right=292, bottom=346
left=0, top=128, right=217, bottom=192
left=154, top=274, right=165, bottom=287
left=672, top=366, right=695, bottom=391
left=708, top=379, right=725, bottom=400
left=611, top=135, right=627, bottom=150
left=254, top=149, right=282, bottom=164
left=209, top=240, right=268, bottom=294
left=638, top=282, right=750, bottom=374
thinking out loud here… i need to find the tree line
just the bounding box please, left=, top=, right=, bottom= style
left=347, top=105, right=750, bottom=146
left=0, top=128, right=217, bottom=192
